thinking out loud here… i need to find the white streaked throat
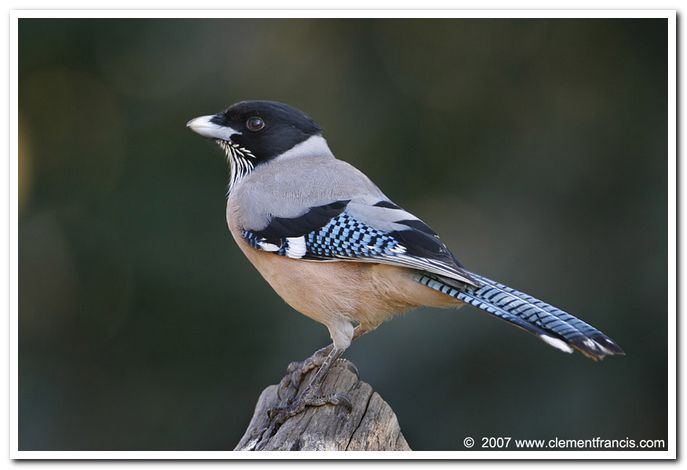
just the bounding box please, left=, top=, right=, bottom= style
left=217, top=140, right=256, bottom=193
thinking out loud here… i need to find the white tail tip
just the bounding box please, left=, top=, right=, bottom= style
left=539, top=335, right=574, bottom=353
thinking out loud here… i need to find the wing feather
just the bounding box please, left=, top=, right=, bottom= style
left=242, top=199, right=477, bottom=286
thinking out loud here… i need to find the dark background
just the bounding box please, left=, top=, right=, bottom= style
left=18, top=19, right=667, bottom=451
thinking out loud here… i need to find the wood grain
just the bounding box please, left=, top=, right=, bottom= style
left=235, top=359, right=410, bottom=451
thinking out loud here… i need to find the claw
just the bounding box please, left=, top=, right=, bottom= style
left=276, top=345, right=334, bottom=402
left=328, top=392, right=352, bottom=411
left=267, top=391, right=353, bottom=425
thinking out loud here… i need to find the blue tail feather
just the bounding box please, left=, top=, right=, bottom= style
left=416, top=272, right=624, bottom=361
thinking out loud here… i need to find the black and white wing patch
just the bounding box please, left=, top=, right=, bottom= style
left=241, top=199, right=477, bottom=286
left=243, top=200, right=350, bottom=257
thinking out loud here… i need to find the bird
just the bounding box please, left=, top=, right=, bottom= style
left=187, top=100, right=624, bottom=429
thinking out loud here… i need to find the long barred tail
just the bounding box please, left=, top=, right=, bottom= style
left=417, top=272, right=624, bottom=361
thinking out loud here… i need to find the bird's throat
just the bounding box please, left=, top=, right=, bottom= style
left=216, top=140, right=256, bottom=194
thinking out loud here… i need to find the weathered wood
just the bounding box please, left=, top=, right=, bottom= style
left=235, top=358, right=410, bottom=451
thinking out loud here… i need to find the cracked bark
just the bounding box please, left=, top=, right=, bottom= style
left=234, top=358, right=410, bottom=451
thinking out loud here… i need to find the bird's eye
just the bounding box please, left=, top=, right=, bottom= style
left=246, top=116, right=265, bottom=132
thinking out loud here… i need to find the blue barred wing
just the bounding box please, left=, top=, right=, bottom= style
left=241, top=200, right=476, bottom=286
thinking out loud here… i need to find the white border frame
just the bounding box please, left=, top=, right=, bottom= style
left=9, top=9, right=676, bottom=460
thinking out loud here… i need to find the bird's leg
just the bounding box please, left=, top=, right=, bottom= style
left=276, top=343, right=334, bottom=403
left=268, top=345, right=351, bottom=421
left=255, top=346, right=351, bottom=449
left=291, top=324, right=372, bottom=406
left=275, top=324, right=371, bottom=403
left=254, top=325, right=372, bottom=447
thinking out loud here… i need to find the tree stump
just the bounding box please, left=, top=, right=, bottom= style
left=235, top=358, right=410, bottom=451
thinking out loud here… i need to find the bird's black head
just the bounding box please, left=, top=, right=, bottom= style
left=187, top=100, right=324, bottom=162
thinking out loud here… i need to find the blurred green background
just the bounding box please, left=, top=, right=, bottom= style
left=18, top=18, right=667, bottom=451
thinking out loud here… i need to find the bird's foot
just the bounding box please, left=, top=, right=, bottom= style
left=276, top=344, right=334, bottom=402
left=253, top=387, right=352, bottom=450
left=268, top=388, right=353, bottom=423
left=251, top=346, right=350, bottom=449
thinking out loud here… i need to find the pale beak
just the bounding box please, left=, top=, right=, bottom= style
left=186, top=115, right=241, bottom=140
